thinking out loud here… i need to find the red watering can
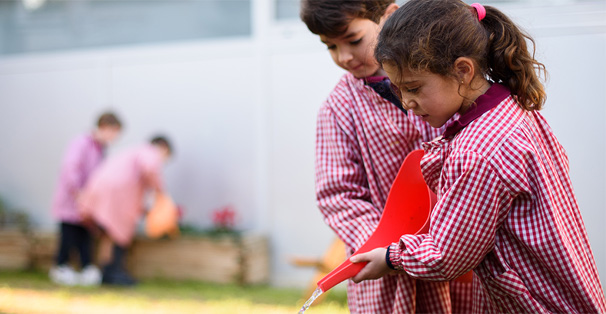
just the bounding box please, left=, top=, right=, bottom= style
left=316, top=149, right=437, bottom=292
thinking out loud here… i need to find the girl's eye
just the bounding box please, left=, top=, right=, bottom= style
left=327, top=44, right=336, bottom=50
left=350, top=38, right=362, bottom=45
left=406, top=88, right=419, bottom=94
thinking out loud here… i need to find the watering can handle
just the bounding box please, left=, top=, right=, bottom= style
left=317, top=260, right=366, bottom=292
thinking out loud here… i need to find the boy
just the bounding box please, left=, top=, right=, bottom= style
left=300, top=0, right=473, bottom=313
left=50, top=112, right=122, bottom=286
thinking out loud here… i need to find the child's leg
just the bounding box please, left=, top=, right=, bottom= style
left=72, top=224, right=102, bottom=286
left=73, top=224, right=92, bottom=267
left=101, top=242, right=136, bottom=286
left=55, top=222, right=76, bottom=265
left=50, top=223, right=79, bottom=285
left=97, top=233, right=113, bottom=266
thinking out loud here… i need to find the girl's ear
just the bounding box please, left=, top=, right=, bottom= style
left=453, top=57, right=475, bottom=85
left=380, top=3, right=399, bottom=27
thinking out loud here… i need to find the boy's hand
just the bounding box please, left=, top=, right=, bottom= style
left=350, top=247, right=397, bottom=283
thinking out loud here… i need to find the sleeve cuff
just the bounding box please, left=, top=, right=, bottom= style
left=387, top=243, right=404, bottom=271
left=385, top=246, right=395, bottom=270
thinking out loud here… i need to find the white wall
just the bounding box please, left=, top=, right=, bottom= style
left=0, top=40, right=262, bottom=232
left=0, top=2, right=605, bottom=288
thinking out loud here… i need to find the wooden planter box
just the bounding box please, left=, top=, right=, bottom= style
left=127, top=233, right=270, bottom=285
left=0, top=231, right=62, bottom=272
left=0, top=229, right=31, bottom=270
left=0, top=230, right=270, bottom=285
left=30, top=231, right=58, bottom=271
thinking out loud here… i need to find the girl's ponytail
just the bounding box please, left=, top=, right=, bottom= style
left=376, top=0, right=547, bottom=111
left=482, top=6, right=547, bottom=110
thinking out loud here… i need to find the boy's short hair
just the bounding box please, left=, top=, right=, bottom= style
left=97, top=112, right=122, bottom=128
left=300, top=0, right=395, bottom=37
left=151, top=135, right=173, bottom=155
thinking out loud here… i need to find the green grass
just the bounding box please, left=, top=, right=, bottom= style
left=0, top=271, right=348, bottom=314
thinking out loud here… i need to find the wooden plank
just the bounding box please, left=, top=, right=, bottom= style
left=241, top=234, right=270, bottom=284
left=127, top=233, right=269, bottom=284
left=29, top=232, right=58, bottom=271
left=0, top=229, right=31, bottom=270
left=1, top=229, right=270, bottom=285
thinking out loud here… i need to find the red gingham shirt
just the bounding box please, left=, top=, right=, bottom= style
left=388, top=84, right=606, bottom=313
left=316, top=72, right=466, bottom=313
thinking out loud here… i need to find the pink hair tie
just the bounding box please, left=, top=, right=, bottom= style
left=471, top=3, right=486, bottom=21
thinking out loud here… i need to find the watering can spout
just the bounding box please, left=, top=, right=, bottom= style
left=317, top=259, right=366, bottom=292
left=315, top=150, right=436, bottom=293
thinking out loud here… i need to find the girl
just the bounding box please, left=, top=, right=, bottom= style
left=50, top=112, right=122, bottom=286
left=350, top=0, right=606, bottom=312
left=79, top=136, right=172, bottom=285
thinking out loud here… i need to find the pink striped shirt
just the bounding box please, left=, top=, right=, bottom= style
left=388, top=84, right=606, bottom=312
left=316, top=72, right=458, bottom=313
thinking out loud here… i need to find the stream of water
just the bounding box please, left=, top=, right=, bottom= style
left=298, top=287, right=323, bottom=313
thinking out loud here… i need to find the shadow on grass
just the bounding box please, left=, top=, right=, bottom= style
left=0, top=270, right=347, bottom=308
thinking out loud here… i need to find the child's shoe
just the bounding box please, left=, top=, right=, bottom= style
left=78, top=265, right=102, bottom=286
left=49, top=265, right=78, bottom=286
left=101, top=244, right=137, bottom=286
left=102, top=265, right=137, bottom=286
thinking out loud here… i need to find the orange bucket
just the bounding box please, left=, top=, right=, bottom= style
left=145, top=193, right=180, bottom=239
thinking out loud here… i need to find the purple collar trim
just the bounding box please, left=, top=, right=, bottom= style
left=443, top=83, right=510, bottom=138
left=364, top=76, right=388, bottom=84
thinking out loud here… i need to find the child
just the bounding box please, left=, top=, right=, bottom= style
left=301, top=0, right=471, bottom=312
left=351, top=1, right=606, bottom=312
left=78, top=136, right=172, bottom=286
left=50, top=112, right=122, bottom=286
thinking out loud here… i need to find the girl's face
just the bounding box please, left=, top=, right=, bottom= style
left=96, top=126, right=121, bottom=145
left=320, top=18, right=382, bottom=78
left=383, top=62, right=469, bottom=128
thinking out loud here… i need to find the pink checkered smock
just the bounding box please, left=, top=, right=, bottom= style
left=52, top=133, right=104, bottom=224
left=316, top=72, right=470, bottom=313
left=79, top=144, right=164, bottom=247
left=388, top=83, right=606, bottom=313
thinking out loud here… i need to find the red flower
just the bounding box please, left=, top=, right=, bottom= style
left=212, top=205, right=236, bottom=230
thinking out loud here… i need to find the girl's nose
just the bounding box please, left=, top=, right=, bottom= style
left=338, top=49, right=353, bottom=64
left=401, top=95, right=416, bottom=110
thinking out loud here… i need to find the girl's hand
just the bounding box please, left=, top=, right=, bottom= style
left=350, top=247, right=396, bottom=283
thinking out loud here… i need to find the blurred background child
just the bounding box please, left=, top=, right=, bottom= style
left=79, top=136, right=172, bottom=286
left=49, top=112, right=122, bottom=286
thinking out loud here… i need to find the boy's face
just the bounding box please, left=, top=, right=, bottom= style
left=320, top=18, right=382, bottom=78
left=159, top=146, right=171, bottom=163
